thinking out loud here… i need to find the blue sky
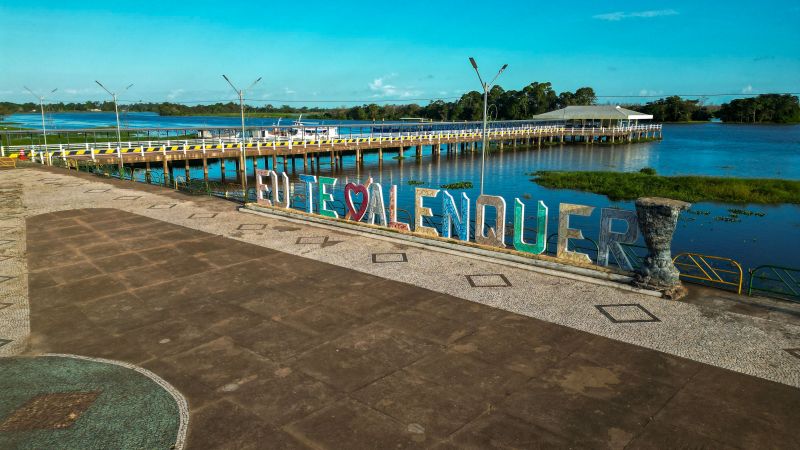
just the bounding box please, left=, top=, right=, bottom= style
left=1, top=0, right=798, bottom=106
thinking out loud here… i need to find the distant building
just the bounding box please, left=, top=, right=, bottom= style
left=531, top=105, right=654, bottom=127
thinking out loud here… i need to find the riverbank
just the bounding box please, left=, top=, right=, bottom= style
left=531, top=170, right=800, bottom=204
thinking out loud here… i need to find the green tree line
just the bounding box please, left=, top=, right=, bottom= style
left=2, top=87, right=798, bottom=123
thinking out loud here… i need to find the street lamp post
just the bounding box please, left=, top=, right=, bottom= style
left=222, top=75, right=262, bottom=202
left=95, top=81, right=133, bottom=172
left=24, top=87, right=57, bottom=165
left=468, top=57, right=507, bottom=195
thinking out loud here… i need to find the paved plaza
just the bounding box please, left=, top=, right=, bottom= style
left=1, top=167, right=799, bottom=448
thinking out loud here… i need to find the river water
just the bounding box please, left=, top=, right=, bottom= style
left=4, top=113, right=799, bottom=271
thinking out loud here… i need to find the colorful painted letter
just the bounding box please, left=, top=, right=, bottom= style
left=365, top=182, right=388, bottom=226
left=318, top=176, right=338, bottom=218
left=475, top=195, right=506, bottom=248
left=388, top=184, right=411, bottom=231
left=298, top=174, right=317, bottom=213
left=414, top=188, right=440, bottom=237
left=557, top=203, right=595, bottom=264
left=442, top=191, right=470, bottom=241
left=513, top=198, right=547, bottom=255
left=344, top=182, right=370, bottom=221
left=256, top=170, right=289, bottom=208
left=597, top=208, right=639, bottom=270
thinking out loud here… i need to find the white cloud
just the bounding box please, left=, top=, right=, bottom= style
left=639, top=89, right=664, bottom=97
left=369, top=74, right=422, bottom=98
left=284, top=87, right=296, bottom=95
left=594, top=9, right=678, bottom=21
left=369, top=76, right=398, bottom=97
left=742, top=85, right=753, bottom=94
left=166, top=88, right=185, bottom=100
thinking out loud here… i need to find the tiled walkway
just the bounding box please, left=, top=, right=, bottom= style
left=20, top=207, right=800, bottom=448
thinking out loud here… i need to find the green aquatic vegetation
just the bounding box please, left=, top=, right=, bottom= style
left=531, top=171, right=800, bottom=204
left=687, top=209, right=711, bottom=216
left=407, top=180, right=425, bottom=186
left=440, top=181, right=473, bottom=189
left=728, top=208, right=765, bottom=217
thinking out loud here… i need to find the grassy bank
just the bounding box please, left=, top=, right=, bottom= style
left=531, top=170, right=800, bottom=204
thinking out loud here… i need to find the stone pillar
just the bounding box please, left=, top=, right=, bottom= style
left=634, top=197, right=691, bottom=298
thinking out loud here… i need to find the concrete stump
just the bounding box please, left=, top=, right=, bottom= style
left=634, top=197, right=691, bottom=299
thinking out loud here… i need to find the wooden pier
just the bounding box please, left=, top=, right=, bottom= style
left=2, top=122, right=663, bottom=183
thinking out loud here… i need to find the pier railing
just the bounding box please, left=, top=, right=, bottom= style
left=1, top=123, right=663, bottom=161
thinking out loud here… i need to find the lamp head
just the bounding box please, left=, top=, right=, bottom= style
left=469, top=57, right=478, bottom=70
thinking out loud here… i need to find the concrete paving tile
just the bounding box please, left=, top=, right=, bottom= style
left=236, top=290, right=322, bottom=318
left=568, top=335, right=703, bottom=388
left=407, top=349, right=529, bottom=400
left=501, top=383, right=649, bottom=449
left=187, top=400, right=308, bottom=450
left=681, top=365, right=800, bottom=430
left=624, top=422, right=737, bottom=450
left=293, top=343, right=401, bottom=392
left=435, top=411, right=571, bottom=449
left=653, top=388, right=799, bottom=448
left=119, top=317, right=223, bottom=359
left=277, top=304, right=368, bottom=338
left=413, top=294, right=510, bottom=328
left=533, top=355, right=680, bottom=417
left=321, top=322, right=439, bottom=369
left=224, top=366, right=341, bottom=427
left=163, top=337, right=278, bottom=390
left=78, top=291, right=172, bottom=334
left=352, top=370, right=489, bottom=439
left=140, top=358, right=218, bottom=411
left=92, top=251, right=153, bottom=274
left=225, top=318, right=323, bottom=362
left=286, top=398, right=431, bottom=449
left=29, top=273, right=129, bottom=308
left=26, top=246, right=87, bottom=268
left=378, top=309, right=477, bottom=345
left=30, top=260, right=104, bottom=285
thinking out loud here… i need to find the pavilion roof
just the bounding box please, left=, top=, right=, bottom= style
left=531, top=105, right=653, bottom=120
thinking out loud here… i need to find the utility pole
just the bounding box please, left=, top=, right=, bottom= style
left=24, top=86, right=57, bottom=164
left=468, top=58, right=507, bottom=195
left=223, top=75, right=262, bottom=201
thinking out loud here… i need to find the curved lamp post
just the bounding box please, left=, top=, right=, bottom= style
left=24, top=86, right=57, bottom=164
left=468, top=57, right=507, bottom=195
left=95, top=81, right=134, bottom=169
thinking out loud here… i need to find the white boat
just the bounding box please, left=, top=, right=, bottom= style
left=253, top=115, right=339, bottom=141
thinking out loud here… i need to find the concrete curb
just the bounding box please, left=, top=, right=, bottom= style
left=239, top=204, right=663, bottom=298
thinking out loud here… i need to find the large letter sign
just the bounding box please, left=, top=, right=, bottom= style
left=318, top=176, right=339, bottom=218
left=597, top=208, right=639, bottom=270
left=256, top=170, right=290, bottom=208
left=388, top=184, right=411, bottom=231
left=414, top=188, right=440, bottom=237
left=365, top=182, right=388, bottom=226
left=344, top=182, right=370, bottom=221
left=475, top=195, right=506, bottom=248
left=557, top=203, right=595, bottom=264
left=249, top=171, right=652, bottom=274
left=298, top=174, right=317, bottom=213
left=513, top=198, right=547, bottom=255
left=442, top=191, right=470, bottom=241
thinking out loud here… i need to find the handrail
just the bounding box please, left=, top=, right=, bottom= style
left=747, top=264, right=800, bottom=302
left=673, top=252, right=743, bottom=294
left=0, top=123, right=664, bottom=155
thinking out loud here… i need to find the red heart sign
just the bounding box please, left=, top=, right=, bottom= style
left=344, top=182, right=370, bottom=221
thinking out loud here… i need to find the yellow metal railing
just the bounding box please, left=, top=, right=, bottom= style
left=673, top=252, right=743, bottom=294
